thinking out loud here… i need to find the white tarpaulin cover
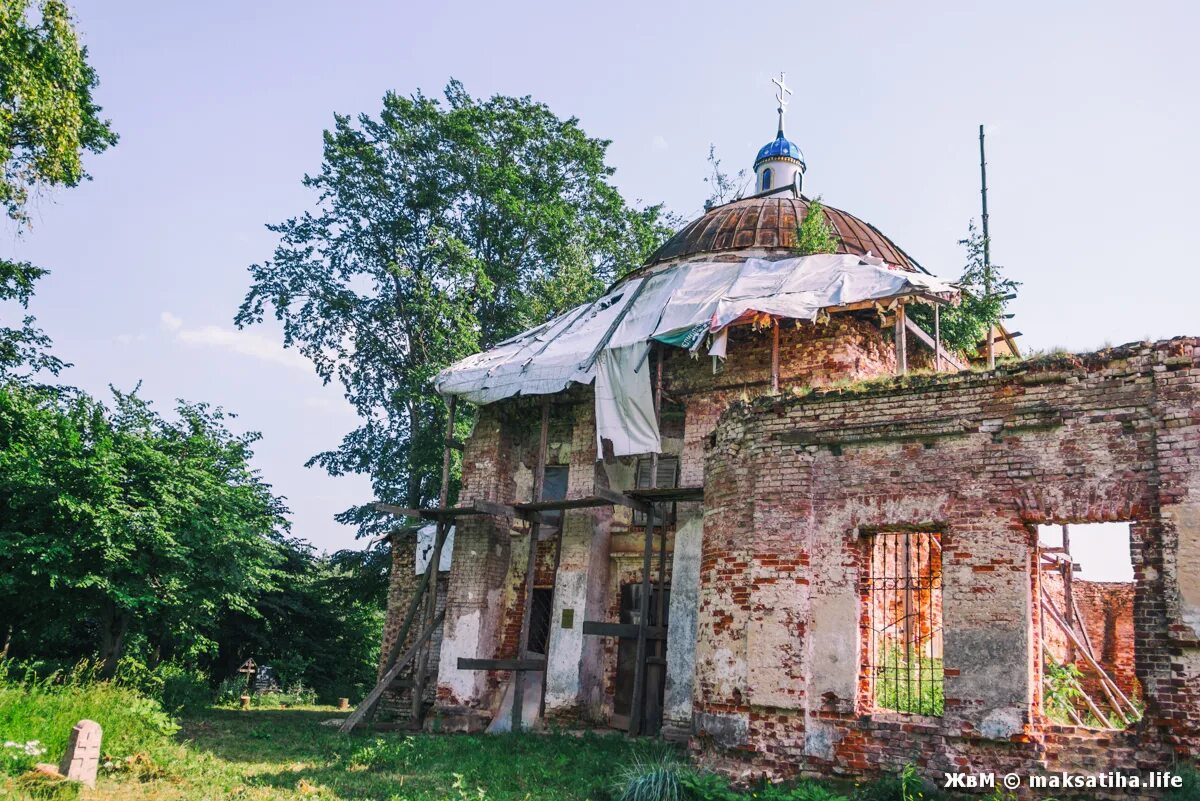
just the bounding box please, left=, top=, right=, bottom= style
left=434, top=254, right=956, bottom=456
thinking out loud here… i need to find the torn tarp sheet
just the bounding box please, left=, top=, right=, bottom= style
left=594, top=342, right=659, bottom=456
left=433, top=254, right=956, bottom=456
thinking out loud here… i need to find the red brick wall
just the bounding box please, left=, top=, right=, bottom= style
left=695, top=339, right=1200, bottom=797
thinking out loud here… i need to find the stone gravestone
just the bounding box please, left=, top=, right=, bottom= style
left=58, top=720, right=101, bottom=788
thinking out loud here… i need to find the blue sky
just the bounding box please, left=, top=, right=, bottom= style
left=7, top=0, right=1198, bottom=553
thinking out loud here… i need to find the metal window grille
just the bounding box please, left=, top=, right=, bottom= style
left=527, top=587, right=554, bottom=655
left=632, top=456, right=679, bottom=526
left=867, top=530, right=944, bottom=716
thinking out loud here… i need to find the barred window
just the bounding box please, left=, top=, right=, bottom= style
left=527, top=587, right=554, bottom=655
left=867, top=530, right=944, bottom=716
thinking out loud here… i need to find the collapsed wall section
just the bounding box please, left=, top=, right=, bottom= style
left=695, top=338, right=1200, bottom=794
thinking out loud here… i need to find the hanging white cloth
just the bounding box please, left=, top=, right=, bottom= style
left=594, top=342, right=660, bottom=457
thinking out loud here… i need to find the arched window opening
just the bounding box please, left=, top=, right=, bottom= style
left=761, top=168, right=773, bottom=191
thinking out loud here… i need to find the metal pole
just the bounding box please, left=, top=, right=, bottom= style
left=974, top=124, right=993, bottom=369
left=770, top=319, right=781, bottom=393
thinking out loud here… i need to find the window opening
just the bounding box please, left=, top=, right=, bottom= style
left=867, top=530, right=943, bottom=716
left=527, top=587, right=554, bottom=655
left=1037, top=523, right=1142, bottom=729
left=541, top=464, right=569, bottom=532
left=633, top=455, right=679, bottom=526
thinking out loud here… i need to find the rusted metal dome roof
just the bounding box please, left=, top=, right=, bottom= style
left=641, top=193, right=924, bottom=273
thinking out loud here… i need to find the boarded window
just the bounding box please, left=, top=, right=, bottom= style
left=540, top=465, right=569, bottom=532
left=867, top=530, right=944, bottom=716
left=632, top=456, right=679, bottom=526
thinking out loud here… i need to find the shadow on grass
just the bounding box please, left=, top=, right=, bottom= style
left=177, top=707, right=658, bottom=801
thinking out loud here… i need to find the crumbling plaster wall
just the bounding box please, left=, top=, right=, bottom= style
left=694, top=338, right=1200, bottom=795
left=411, top=313, right=917, bottom=724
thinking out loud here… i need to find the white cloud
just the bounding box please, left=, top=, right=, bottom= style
left=114, top=333, right=147, bottom=346
left=652, top=134, right=668, bottom=151
left=160, top=312, right=310, bottom=371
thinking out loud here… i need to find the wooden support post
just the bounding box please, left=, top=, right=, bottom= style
left=1040, top=594, right=1138, bottom=717
left=1061, top=524, right=1074, bottom=663
left=629, top=515, right=656, bottom=737
left=894, top=305, right=908, bottom=375
left=340, top=610, right=445, bottom=733
left=987, top=324, right=996, bottom=370
left=770, top=319, right=781, bottom=393
left=1069, top=593, right=1128, bottom=726
left=933, top=305, right=942, bottom=372
left=412, top=396, right=458, bottom=726
left=512, top=397, right=550, bottom=732
left=652, top=347, right=669, bottom=735
left=441, top=396, right=456, bottom=509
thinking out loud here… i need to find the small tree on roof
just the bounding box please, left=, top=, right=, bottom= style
left=794, top=197, right=839, bottom=256
left=910, top=220, right=1020, bottom=356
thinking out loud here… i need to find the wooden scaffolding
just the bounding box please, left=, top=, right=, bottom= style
left=344, top=383, right=702, bottom=736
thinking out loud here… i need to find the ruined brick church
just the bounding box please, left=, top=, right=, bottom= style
left=363, top=77, right=1200, bottom=794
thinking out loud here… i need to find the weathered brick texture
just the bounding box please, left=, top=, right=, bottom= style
left=696, top=338, right=1200, bottom=798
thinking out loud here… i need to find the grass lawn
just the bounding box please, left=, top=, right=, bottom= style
left=3, top=704, right=664, bottom=800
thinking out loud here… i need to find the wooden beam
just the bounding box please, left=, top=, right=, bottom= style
left=1040, top=594, right=1138, bottom=718
left=513, top=495, right=616, bottom=514
left=457, top=658, right=546, bottom=672
left=581, top=621, right=667, bottom=640
left=628, top=514, right=656, bottom=737
left=895, top=304, right=908, bottom=375
left=375, top=503, right=426, bottom=518
left=340, top=609, right=445, bottom=733
left=934, top=305, right=942, bottom=372
left=626, top=486, right=704, bottom=503
left=593, top=485, right=651, bottom=514
left=903, top=315, right=967, bottom=371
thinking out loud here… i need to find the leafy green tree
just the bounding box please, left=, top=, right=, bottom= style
left=0, top=384, right=289, bottom=675
left=910, top=221, right=1020, bottom=355
left=0, top=0, right=116, bottom=380
left=213, top=541, right=387, bottom=702
left=794, top=197, right=839, bottom=256
left=0, top=0, right=116, bottom=223
left=237, top=80, right=675, bottom=536
left=0, top=259, right=65, bottom=379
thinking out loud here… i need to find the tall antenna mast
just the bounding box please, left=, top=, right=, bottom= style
left=979, top=123, right=995, bottom=368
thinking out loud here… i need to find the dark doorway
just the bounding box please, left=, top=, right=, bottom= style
left=612, top=582, right=670, bottom=733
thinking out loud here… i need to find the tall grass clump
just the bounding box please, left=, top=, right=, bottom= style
left=614, top=748, right=686, bottom=801
left=0, top=660, right=179, bottom=776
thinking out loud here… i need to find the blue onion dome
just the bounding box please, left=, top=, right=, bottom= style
left=755, top=132, right=805, bottom=168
